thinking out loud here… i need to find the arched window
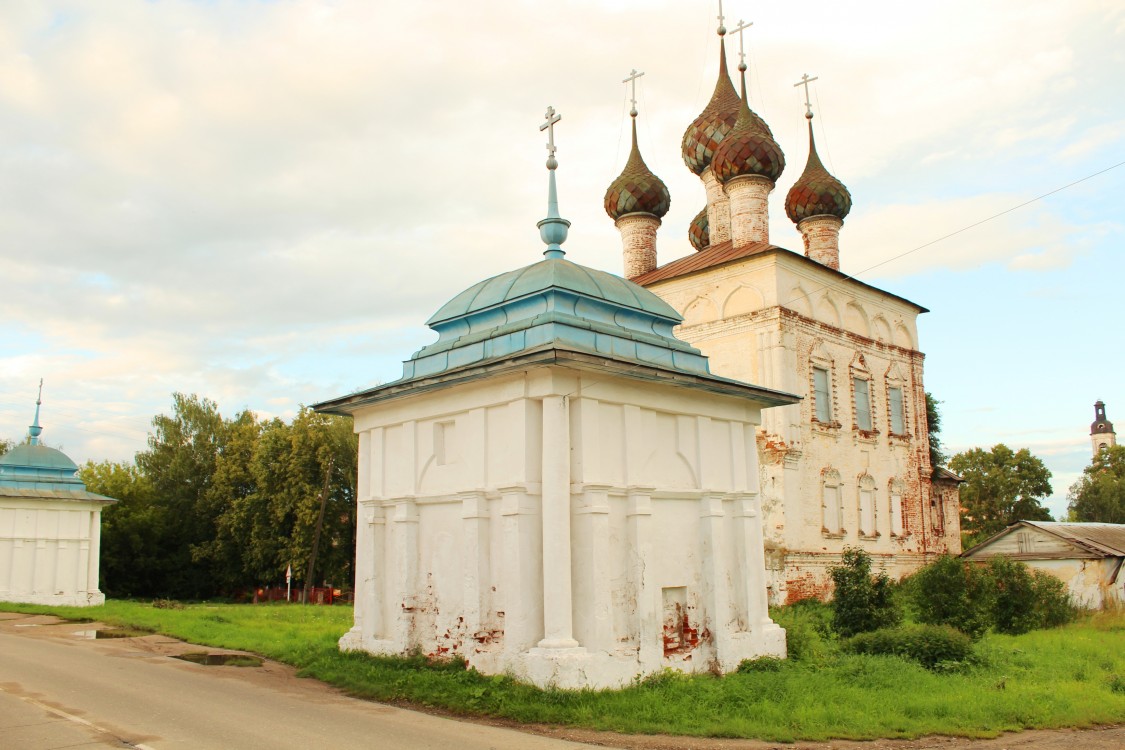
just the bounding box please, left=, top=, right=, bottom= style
left=822, top=469, right=843, bottom=535
left=888, top=479, right=904, bottom=537
left=858, top=474, right=877, bottom=537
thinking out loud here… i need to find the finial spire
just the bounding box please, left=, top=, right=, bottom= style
left=29, top=378, right=43, bottom=446
left=717, top=0, right=726, bottom=35
left=537, top=106, right=570, bottom=259
left=794, top=73, right=819, bottom=119
left=623, top=69, right=644, bottom=118
left=731, top=19, right=753, bottom=97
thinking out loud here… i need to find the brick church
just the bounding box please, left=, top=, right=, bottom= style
left=603, top=16, right=962, bottom=603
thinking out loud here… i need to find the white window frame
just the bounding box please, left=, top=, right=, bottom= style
left=853, top=376, right=873, bottom=432
left=813, top=366, right=832, bottom=424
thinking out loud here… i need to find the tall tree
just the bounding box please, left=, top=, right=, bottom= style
left=950, top=444, right=1053, bottom=546
left=0, top=438, right=11, bottom=456
left=925, top=392, right=946, bottom=469
left=1067, top=445, right=1125, bottom=523
left=191, top=409, right=265, bottom=591
left=79, top=461, right=167, bottom=597
left=135, top=393, right=226, bottom=598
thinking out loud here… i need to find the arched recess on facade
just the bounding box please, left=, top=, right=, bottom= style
left=844, top=301, right=871, bottom=338
left=872, top=315, right=892, bottom=343
left=786, top=284, right=813, bottom=318
left=722, top=284, right=765, bottom=319
left=815, top=294, right=842, bottom=328
left=682, top=295, right=719, bottom=327
left=894, top=323, right=914, bottom=350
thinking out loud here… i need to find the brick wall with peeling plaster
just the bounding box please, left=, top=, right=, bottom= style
left=647, top=250, right=961, bottom=604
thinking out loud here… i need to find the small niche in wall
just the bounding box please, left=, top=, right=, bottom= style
left=434, top=421, right=455, bottom=466
left=662, top=586, right=699, bottom=656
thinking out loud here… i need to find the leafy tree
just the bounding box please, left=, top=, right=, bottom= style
left=829, top=548, right=901, bottom=638
left=0, top=438, right=12, bottom=456
left=949, top=444, right=1052, bottom=546
left=135, top=393, right=227, bottom=598
left=1067, top=445, right=1125, bottom=523
left=80, top=461, right=168, bottom=597
left=925, top=392, right=946, bottom=469
left=191, top=410, right=266, bottom=591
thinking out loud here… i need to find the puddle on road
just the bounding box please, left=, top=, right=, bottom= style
left=73, top=628, right=152, bottom=640
left=173, top=652, right=263, bottom=667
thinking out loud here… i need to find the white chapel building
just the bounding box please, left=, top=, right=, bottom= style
left=605, top=19, right=962, bottom=603
left=0, top=390, right=114, bottom=606
left=317, top=113, right=799, bottom=688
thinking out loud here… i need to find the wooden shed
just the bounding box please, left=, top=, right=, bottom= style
left=962, top=521, right=1125, bottom=609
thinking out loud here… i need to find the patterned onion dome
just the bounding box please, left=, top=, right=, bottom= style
left=688, top=207, right=709, bottom=251
left=710, top=96, right=786, bottom=185
left=681, top=38, right=745, bottom=176
left=604, top=118, right=671, bottom=220
left=785, top=120, right=852, bottom=223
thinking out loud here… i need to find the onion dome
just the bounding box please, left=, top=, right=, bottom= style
left=681, top=37, right=743, bottom=176
left=710, top=95, right=786, bottom=185
left=605, top=117, right=671, bottom=220
left=785, top=118, right=852, bottom=223
left=688, top=207, right=709, bottom=251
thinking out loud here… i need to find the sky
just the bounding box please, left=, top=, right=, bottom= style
left=1, top=0, right=1122, bottom=519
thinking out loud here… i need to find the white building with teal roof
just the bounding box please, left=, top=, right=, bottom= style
left=316, top=109, right=798, bottom=689
left=0, top=386, right=115, bottom=607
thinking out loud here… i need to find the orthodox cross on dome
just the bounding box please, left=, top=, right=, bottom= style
left=540, top=105, right=561, bottom=170
left=731, top=19, right=753, bottom=74
left=537, top=106, right=570, bottom=259
left=29, top=378, right=43, bottom=446
left=623, top=68, right=645, bottom=117
left=794, top=73, right=819, bottom=119
left=716, top=0, right=726, bottom=35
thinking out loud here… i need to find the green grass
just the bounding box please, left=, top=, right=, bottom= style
left=3, top=599, right=1123, bottom=742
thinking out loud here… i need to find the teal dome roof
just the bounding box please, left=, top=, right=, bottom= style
left=0, top=444, right=79, bottom=473
left=429, top=257, right=681, bottom=325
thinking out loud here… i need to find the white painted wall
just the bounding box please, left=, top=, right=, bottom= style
left=340, top=364, right=786, bottom=689
left=0, top=499, right=107, bottom=607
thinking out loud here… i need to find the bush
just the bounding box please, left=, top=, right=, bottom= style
left=843, top=624, right=974, bottom=669
left=1031, top=569, right=1078, bottom=629
left=829, top=548, right=901, bottom=638
left=770, top=599, right=835, bottom=662
left=737, top=656, right=783, bottom=673
left=988, top=557, right=1042, bottom=635
left=908, top=555, right=993, bottom=639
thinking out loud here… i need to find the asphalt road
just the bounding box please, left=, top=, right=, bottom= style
left=0, top=613, right=597, bottom=750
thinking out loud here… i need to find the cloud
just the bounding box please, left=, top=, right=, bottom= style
left=1, top=0, right=1123, bottom=467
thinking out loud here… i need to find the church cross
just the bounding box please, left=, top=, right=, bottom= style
left=794, top=73, right=819, bottom=118
left=540, top=106, right=561, bottom=169
left=716, top=0, right=726, bottom=34
left=36, top=378, right=42, bottom=406
left=623, top=69, right=645, bottom=116
left=732, top=19, right=753, bottom=71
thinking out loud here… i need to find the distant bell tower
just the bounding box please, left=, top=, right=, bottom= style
left=1091, top=400, right=1116, bottom=456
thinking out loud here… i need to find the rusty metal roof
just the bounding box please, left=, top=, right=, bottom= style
left=1025, top=522, right=1125, bottom=557
left=630, top=239, right=774, bottom=285
left=630, top=242, right=929, bottom=314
